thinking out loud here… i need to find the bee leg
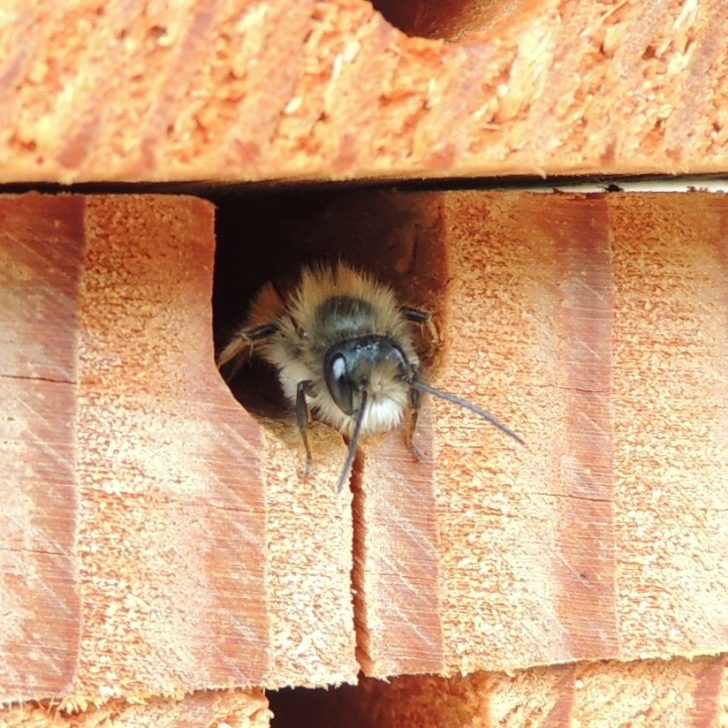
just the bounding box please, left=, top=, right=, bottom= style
left=400, top=305, right=440, bottom=356
left=217, top=322, right=279, bottom=379
left=239, top=323, right=279, bottom=364
left=241, top=322, right=278, bottom=348
left=296, top=380, right=315, bottom=476
left=405, top=383, right=424, bottom=461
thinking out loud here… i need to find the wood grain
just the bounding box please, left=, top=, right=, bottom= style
left=75, top=196, right=271, bottom=693
left=303, top=655, right=727, bottom=727
left=212, top=188, right=727, bottom=682
left=0, top=0, right=726, bottom=182
left=2, top=191, right=726, bottom=725
left=431, top=191, right=727, bottom=674
left=0, top=194, right=357, bottom=715
left=0, top=195, right=83, bottom=702
left=0, top=688, right=270, bottom=728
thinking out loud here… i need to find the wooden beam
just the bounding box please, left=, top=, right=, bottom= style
left=221, top=188, right=726, bottom=678
left=0, top=194, right=83, bottom=700
left=296, top=655, right=726, bottom=727
left=1, top=0, right=726, bottom=183
left=0, top=193, right=357, bottom=711
left=2, top=190, right=726, bottom=724
left=0, top=688, right=271, bottom=728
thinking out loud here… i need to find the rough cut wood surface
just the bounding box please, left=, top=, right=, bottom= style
left=0, top=194, right=356, bottom=717
left=0, top=688, right=270, bottom=728
left=294, top=655, right=727, bottom=727
left=1, top=0, right=727, bottom=183
left=377, top=189, right=727, bottom=676
left=1, top=195, right=82, bottom=701
left=2, top=191, right=727, bottom=725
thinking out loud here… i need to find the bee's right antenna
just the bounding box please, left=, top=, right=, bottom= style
left=409, top=379, right=524, bottom=445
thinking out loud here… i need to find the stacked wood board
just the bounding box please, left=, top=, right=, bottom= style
left=1, top=0, right=727, bottom=725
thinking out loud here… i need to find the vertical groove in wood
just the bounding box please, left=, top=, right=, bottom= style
left=689, top=656, right=725, bottom=728
left=346, top=193, right=447, bottom=678
left=76, top=196, right=269, bottom=694
left=0, top=194, right=83, bottom=701
left=547, top=196, right=619, bottom=658
left=351, top=452, right=372, bottom=674
left=356, top=403, right=444, bottom=678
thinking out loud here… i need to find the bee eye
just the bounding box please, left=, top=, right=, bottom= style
left=325, top=353, right=354, bottom=415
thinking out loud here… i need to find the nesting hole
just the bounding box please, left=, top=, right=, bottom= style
left=212, top=187, right=449, bottom=423
left=369, top=0, right=528, bottom=41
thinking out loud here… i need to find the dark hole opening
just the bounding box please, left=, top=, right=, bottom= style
left=212, top=187, right=448, bottom=422
left=265, top=683, right=370, bottom=727
left=369, top=0, right=512, bottom=42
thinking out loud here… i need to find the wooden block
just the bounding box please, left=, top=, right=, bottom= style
left=75, top=195, right=270, bottom=693
left=3, top=190, right=726, bottom=723
left=362, top=190, right=728, bottom=675
left=1, top=1, right=727, bottom=183
left=304, top=655, right=727, bottom=727
left=0, top=195, right=83, bottom=700
left=0, top=193, right=357, bottom=712
left=0, top=688, right=271, bottom=728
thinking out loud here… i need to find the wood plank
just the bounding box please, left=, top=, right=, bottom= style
left=0, top=194, right=83, bottom=701
left=3, top=190, right=726, bottom=724
left=219, top=189, right=727, bottom=677
left=611, top=194, right=728, bottom=659
left=426, top=190, right=727, bottom=674
left=0, top=1, right=726, bottom=183
left=75, top=195, right=271, bottom=693
left=301, top=655, right=726, bottom=727
left=0, top=688, right=270, bottom=728
left=0, top=194, right=358, bottom=711
left=435, top=191, right=622, bottom=672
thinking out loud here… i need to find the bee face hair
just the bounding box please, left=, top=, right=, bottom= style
left=218, top=262, right=522, bottom=491
left=265, top=265, right=418, bottom=439
left=323, top=334, right=411, bottom=416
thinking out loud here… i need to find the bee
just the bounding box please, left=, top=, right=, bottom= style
left=218, top=262, right=523, bottom=491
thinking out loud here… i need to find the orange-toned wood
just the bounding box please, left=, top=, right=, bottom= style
left=0, top=194, right=357, bottom=715
left=216, top=188, right=726, bottom=682
left=0, top=0, right=726, bottom=183
left=292, top=655, right=726, bottom=727
left=0, top=195, right=83, bottom=700
left=3, top=191, right=726, bottom=725
left=212, top=189, right=727, bottom=682
left=0, top=688, right=270, bottom=728
left=75, top=196, right=272, bottom=693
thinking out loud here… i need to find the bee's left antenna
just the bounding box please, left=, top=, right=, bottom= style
left=337, top=390, right=368, bottom=492
left=409, top=379, right=524, bottom=445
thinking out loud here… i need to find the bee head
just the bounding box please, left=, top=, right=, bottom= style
left=323, top=335, right=412, bottom=416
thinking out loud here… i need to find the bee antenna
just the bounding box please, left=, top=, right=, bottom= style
left=337, top=389, right=369, bottom=492
left=409, top=379, right=525, bottom=445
